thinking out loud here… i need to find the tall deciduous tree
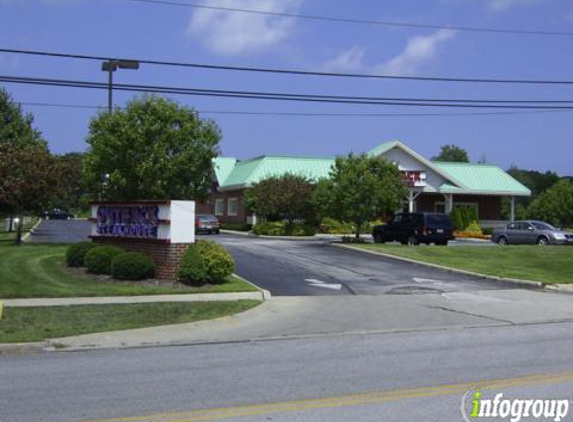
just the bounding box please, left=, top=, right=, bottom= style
left=528, top=180, right=573, bottom=228
left=245, top=173, right=315, bottom=230
left=314, top=154, right=406, bottom=239
left=84, top=96, right=221, bottom=201
left=0, top=89, right=57, bottom=243
left=431, top=144, right=470, bottom=163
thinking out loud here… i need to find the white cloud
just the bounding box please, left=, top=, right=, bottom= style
left=321, top=46, right=366, bottom=72
left=187, top=0, right=303, bottom=56
left=375, top=29, right=456, bottom=76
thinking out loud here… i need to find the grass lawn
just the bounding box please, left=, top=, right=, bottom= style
left=0, top=243, right=256, bottom=298
left=0, top=301, right=260, bottom=343
left=351, top=244, right=573, bottom=285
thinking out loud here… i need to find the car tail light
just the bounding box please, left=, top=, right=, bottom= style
left=422, top=226, right=429, bottom=236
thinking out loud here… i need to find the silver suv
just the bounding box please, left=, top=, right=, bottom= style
left=492, top=220, right=573, bottom=245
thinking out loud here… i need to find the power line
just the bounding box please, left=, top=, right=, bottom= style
left=116, top=0, right=573, bottom=37
left=16, top=100, right=573, bottom=117
left=4, top=75, right=573, bottom=109
left=2, top=47, right=573, bottom=85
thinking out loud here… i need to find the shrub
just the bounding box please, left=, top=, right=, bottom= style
left=319, top=218, right=354, bottom=234
left=290, top=224, right=317, bottom=236
left=85, top=245, right=125, bottom=275
left=220, top=222, right=252, bottom=232
left=464, top=221, right=483, bottom=236
left=178, top=245, right=208, bottom=286
left=66, top=242, right=97, bottom=267
left=111, top=252, right=156, bottom=281
left=195, top=241, right=235, bottom=283
left=252, top=221, right=287, bottom=236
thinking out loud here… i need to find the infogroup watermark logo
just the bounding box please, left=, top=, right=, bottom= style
left=461, top=389, right=570, bottom=422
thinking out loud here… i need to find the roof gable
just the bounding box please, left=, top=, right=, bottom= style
left=368, top=140, right=467, bottom=190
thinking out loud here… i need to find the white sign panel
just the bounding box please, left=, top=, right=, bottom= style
left=90, top=200, right=195, bottom=244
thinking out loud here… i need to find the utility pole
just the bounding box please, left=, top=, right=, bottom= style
left=101, top=60, right=140, bottom=113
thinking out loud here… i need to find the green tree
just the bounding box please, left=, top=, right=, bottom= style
left=245, top=173, right=316, bottom=231
left=0, top=89, right=56, bottom=243
left=51, top=152, right=86, bottom=212
left=314, top=154, right=406, bottom=239
left=528, top=180, right=573, bottom=228
left=84, top=95, right=221, bottom=201
left=501, top=167, right=562, bottom=220
left=431, top=144, right=470, bottom=163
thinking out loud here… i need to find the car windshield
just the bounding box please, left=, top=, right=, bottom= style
left=531, top=222, right=556, bottom=231
left=198, top=215, right=217, bottom=222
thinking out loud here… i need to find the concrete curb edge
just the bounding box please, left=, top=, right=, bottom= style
left=331, top=243, right=545, bottom=289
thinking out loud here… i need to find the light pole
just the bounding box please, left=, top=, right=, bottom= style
left=101, top=60, right=140, bottom=113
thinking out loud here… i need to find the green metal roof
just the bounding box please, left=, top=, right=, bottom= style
left=218, top=155, right=335, bottom=189
left=212, top=144, right=531, bottom=197
left=212, top=157, right=237, bottom=186
left=434, top=162, right=531, bottom=196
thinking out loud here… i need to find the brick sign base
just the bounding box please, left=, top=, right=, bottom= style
left=92, top=237, right=190, bottom=280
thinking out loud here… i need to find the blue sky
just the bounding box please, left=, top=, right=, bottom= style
left=1, top=0, right=572, bottom=174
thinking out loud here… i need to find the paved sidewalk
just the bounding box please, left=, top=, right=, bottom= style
left=0, top=287, right=567, bottom=354
left=2, top=291, right=268, bottom=308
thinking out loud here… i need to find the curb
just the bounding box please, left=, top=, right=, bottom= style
left=332, top=243, right=545, bottom=289
left=21, top=218, right=42, bottom=243
left=220, top=229, right=251, bottom=236
left=232, top=273, right=272, bottom=301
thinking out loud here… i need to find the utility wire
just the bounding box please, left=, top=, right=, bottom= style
left=116, top=0, right=573, bottom=37
left=4, top=75, right=573, bottom=109
left=16, top=101, right=573, bottom=117
left=2, top=47, right=573, bottom=85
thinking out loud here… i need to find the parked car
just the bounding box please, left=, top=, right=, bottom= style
left=41, top=209, right=74, bottom=220
left=372, top=212, right=454, bottom=246
left=492, top=220, right=573, bottom=245
left=195, top=214, right=220, bottom=235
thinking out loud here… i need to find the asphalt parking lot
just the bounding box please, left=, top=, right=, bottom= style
left=29, top=220, right=515, bottom=296
left=212, top=234, right=512, bottom=296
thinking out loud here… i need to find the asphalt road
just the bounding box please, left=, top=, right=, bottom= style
left=212, top=234, right=511, bottom=296
left=28, top=221, right=514, bottom=296
left=28, top=219, right=92, bottom=244
left=2, top=321, right=573, bottom=422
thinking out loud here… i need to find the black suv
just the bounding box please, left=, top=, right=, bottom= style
left=372, top=212, right=454, bottom=246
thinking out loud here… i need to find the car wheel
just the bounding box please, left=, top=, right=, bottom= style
left=497, top=236, right=508, bottom=246
left=407, top=235, right=419, bottom=246
left=215, top=229, right=220, bottom=235
left=373, top=233, right=384, bottom=244
left=537, top=236, right=549, bottom=246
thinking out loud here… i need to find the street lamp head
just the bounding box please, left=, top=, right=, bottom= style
left=101, top=60, right=140, bottom=72
left=117, top=60, right=140, bottom=70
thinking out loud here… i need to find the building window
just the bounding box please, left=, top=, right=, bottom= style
left=215, top=199, right=224, bottom=216
left=227, top=198, right=238, bottom=216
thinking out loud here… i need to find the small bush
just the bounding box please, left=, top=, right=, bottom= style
left=465, top=221, right=483, bottom=236
left=319, top=218, right=354, bottom=234
left=111, top=252, right=156, bottom=281
left=85, top=245, right=125, bottom=275
left=252, top=221, right=287, bottom=236
left=482, top=227, right=494, bottom=236
left=177, top=245, right=208, bottom=286
left=290, top=224, right=317, bottom=236
left=220, top=222, right=252, bottom=232
left=66, top=242, right=97, bottom=267
left=195, top=241, right=235, bottom=283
